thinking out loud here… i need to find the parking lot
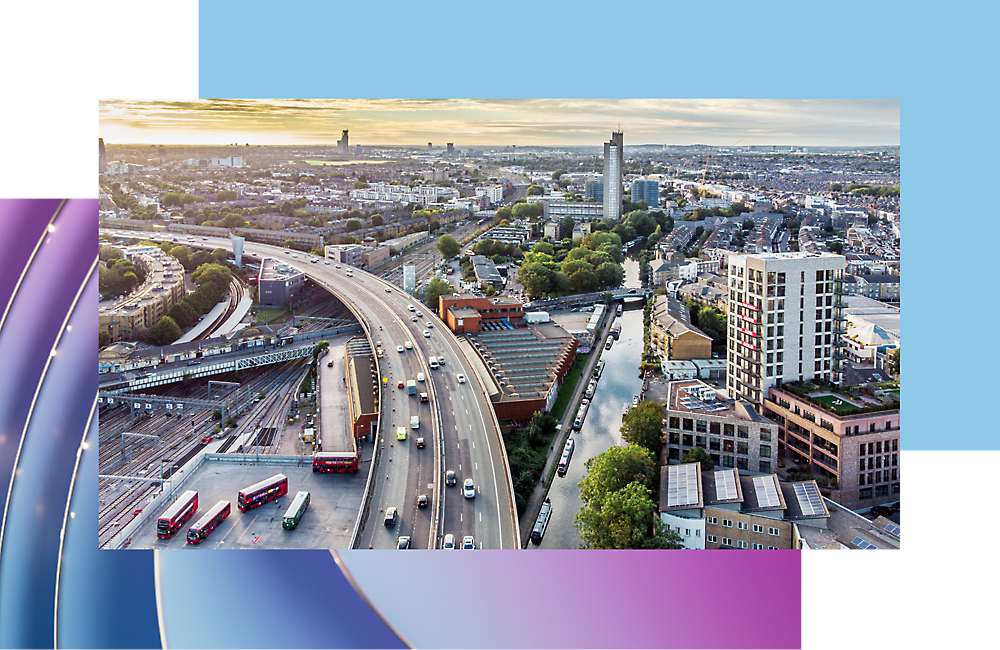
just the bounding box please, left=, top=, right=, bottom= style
left=128, top=459, right=368, bottom=550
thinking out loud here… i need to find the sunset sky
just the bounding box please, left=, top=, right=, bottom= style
left=99, top=99, right=899, bottom=147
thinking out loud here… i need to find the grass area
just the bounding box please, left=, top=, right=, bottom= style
left=811, top=393, right=862, bottom=413
left=551, top=353, right=591, bottom=421
left=254, top=307, right=285, bottom=325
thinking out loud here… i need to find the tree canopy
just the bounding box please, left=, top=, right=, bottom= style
left=621, top=400, right=664, bottom=459
left=436, top=234, right=460, bottom=259
left=147, top=316, right=182, bottom=347
left=681, top=446, right=715, bottom=471
left=424, top=277, right=454, bottom=310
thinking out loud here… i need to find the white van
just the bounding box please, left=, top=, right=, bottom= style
left=428, top=357, right=439, bottom=369
left=410, top=415, right=420, bottom=429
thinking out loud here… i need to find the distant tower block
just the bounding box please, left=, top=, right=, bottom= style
left=428, top=142, right=433, bottom=150
left=403, top=265, right=416, bottom=295
left=447, top=143, right=454, bottom=154
left=337, top=130, right=349, bottom=154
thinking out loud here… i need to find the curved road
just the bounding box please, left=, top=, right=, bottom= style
left=104, top=230, right=518, bottom=549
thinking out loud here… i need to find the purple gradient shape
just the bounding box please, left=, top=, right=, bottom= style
left=0, top=199, right=62, bottom=321
left=340, top=550, right=801, bottom=649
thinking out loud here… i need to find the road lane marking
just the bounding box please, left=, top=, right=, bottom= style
left=479, top=512, right=482, bottom=522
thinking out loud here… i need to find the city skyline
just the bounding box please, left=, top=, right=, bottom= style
left=99, top=99, right=900, bottom=148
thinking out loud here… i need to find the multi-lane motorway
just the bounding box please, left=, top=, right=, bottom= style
left=103, top=230, right=518, bottom=549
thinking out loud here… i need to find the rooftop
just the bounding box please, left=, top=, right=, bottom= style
left=667, top=379, right=771, bottom=422
left=776, top=379, right=899, bottom=417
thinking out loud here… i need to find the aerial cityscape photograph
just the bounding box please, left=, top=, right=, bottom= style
left=97, top=98, right=901, bottom=551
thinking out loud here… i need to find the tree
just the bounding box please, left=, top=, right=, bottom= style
left=436, top=234, right=460, bottom=259
left=578, top=444, right=659, bottom=501
left=681, top=446, right=715, bottom=471
left=370, top=214, right=384, bottom=227
left=346, top=219, right=363, bottom=232
left=620, top=400, right=664, bottom=459
left=424, top=277, right=453, bottom=310
left=828, top=241, right=844, bottom=254
left=889, top=348, right=900, bottom=376
left=352, top=180, right=369, bottom=189
left=532, top=241, right=554, bottom=256
left=551, top=169, right=568, bottom=180
left=311, top=340, right=330, bottom=366
left=527, top=184, right=544, bottom=196
left=146, top=316, right=182, bottom=346
left=168, top=301, right=198, bottom=328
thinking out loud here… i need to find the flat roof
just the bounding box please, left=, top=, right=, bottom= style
left=659, top=462, right=704, bottom=512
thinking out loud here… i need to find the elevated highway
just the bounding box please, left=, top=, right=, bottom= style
left=102, top=229, right=519, bottom=550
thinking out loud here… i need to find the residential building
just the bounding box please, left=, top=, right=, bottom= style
left=543, top=221, right=560, bottom=240
left=855, top=274, right=900, bottom=302
left=763, top=382, right=900, bottom=510
left=584, top=180, right=603, bottom=201
left=725, top=252, right=848, bottom=410
left=662, top=380, right=779, bottom=472
left=482, top=226, right=532, bottom=246
left=793, top=496, right=900, bottom=549
left=98, top=248, right=187, bottom=343
left=475, top=185, right=505, bottom=205
left=571, top=221, right=592, bottom=241
left=649, top=295, right=712, bottom=361
left=631, top=179, right=659, bottom=208
left=658, top=463, right=825, bottom=551
left=678, top=282, right=728, bottom=314
left=98, top=137, right=107, bottom=173
left=542, top=201, right=604, bottom=222
left=603, top=130, right=624, bottom=220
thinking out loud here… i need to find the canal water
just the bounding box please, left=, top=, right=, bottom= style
left=529, top=258, right=645, bottom=548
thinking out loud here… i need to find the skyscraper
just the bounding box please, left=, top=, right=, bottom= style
left=603, top=130, right=624, bottom=220
left=725, top=252, right=848, bottom=410
left=337, top=130, right=349, bottom=154
left=98, top=137, right=107, bottom=173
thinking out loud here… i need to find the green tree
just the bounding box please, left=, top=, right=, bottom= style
left=532, top=241, right=554, bottom=256
left=147, top=316, right=182, bottom=346
left=621, top=400, right=664, bottom=459
left=579, top=444, right=659, bottom=500
left=311, top=340, right=330, bottom=366
left=216, top=190, right=239, bottom=202
left=551, top=169, right=568, bottom=180
left=346, top=219, right=363, bottom=232
left=527, top=184, right=544, bottom=196
left=352, top=180, right=369, bottom=189
left=681, top=446, right=715, bottom=470
left=424, top=277, right=454, bottom=310
left=167, top=301, right=198, bottom=328
left=370, top=214, right=384, bottom=227
left=436, top=234, right=460, bottom=259
left=576, top=476, right=683, bottom=549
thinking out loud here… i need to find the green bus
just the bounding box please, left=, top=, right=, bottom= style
left=282, top=490, right=311, bottom=529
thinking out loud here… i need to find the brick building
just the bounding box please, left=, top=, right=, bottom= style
left=439, top=293, right=525, bottom=334
left=649, top=295, right=712, bottom=360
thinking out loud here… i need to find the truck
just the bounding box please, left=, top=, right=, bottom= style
left=406, top=380, right=417, bottom=395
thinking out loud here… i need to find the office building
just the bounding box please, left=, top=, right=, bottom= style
left=631, top=179, right=659, bottom=208
left=337, top=130, right=349, bottom=154
left=257, top=258, right=306, bottom=307
left=99, top=137, right=107, bottom=173
left=603, top=130, right=624, bottom=220
left=447, top=143, right=454, bottom=154
left=725, top=252, right=848, bottom=410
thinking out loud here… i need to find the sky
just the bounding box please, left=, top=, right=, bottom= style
left=99, top=99, right=899, bottom=148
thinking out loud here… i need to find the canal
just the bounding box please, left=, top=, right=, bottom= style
left=529, top=258, right=646, bottom=548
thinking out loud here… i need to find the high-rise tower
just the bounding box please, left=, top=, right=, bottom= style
left=603, top=130, right=624, bottom=220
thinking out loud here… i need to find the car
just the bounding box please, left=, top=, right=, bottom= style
left=187, top=360, right=201, bottom=366
left=405, top=341, right=413, bottom=349
left=385, top=288, right=392, bottom=293
left=324, top=261, right=330, bottom=265
left=463, top=478, right=475, bottom=499
left=416, top=311, right=423, bottom=317
left=397, top=426, right=407, bottom=440
left=423, top=330, right=430, bottom=338
left=445, top=470, right=456, bottom=486
left=411, top=315, right=418, bottom=322
left=201, top=436, right=213, bottom=444
left=346, top=271, right=353, bottom=277
left=396, top=535, right=410, bottom=549
left=335, top=265, right=341, bottom=269
left=410, top=415, right=419, bottom=429
left=426, top=322, right=433, bottom=328
left=327, top=360, right=334, bottom=367
left=416, top=437, right=425, bottom=448
left=437, top=356, right=445, bottom=366
left=417, top=372, right=425, bottom=382
left=383, top=507, right=397, bottom=527
left=397, top=380, right=405, bottom=389
left=870, top=505, right=895, bottom=518
left=419, top=392, right=428, bottom=402
left=397, top=345, right=405, bottom=353
left=443, top=534, right=456, bottom=549
left=407, top=304, right=415, bottom=312
left=417, top=494, right=429, bottom=508
left=462, top=535, right=475, bottom=549
left=457, top=374, right=466, bottom=384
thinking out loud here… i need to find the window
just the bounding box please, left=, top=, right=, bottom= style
left=696, top=420, right=707, bottom=433
left=759, top=460, right=771, bottom=473
left=710, top=438, right=721, bottom=451
left=709, top=421, right=720, bottom=434
left=723, top=440, right=734, bottom=453
left=695, top=529, right=701, bottom=537
left=892, top=439, right=898, bottom=452
left=768, top=546, right=778, bottom=550
left=685, top=529, right=691, bottom=537
left=723, top=456, right=734, bottom=468
left=722, top=519, right=733, bottom=528
left=724, top=424, right=734, bottom=437
left=859, top=487, right=873, bottom=499
left=760, top=444, right=771, bottom=458
left=736, top=540, right=748, bottom=549
left=737, top=425, right=749, bottom=438
left=682, top=434, right=693, bottom=447
left=760, top=429, right=772, bottom=442
left=753, top=524, right=764, bottom=533
left=682, top=418, right=693, bottom=431
left=707, top=535, right=717, bottom=543
left=753, top=543, right=764, bottom=550
left=737, top=441, right=749, bottom=455
left=737, top=521, right=749, bottom=530
left=768, top=527, right=779, bottom=536
left=722, top=537, right=733, bottom=547
left=669, top=416, right=680, bottom=429
left=707, top=516, right=718, bottom=525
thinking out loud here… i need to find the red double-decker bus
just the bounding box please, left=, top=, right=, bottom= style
left=237, top=474, right=288, bottom=512
left=157, top=490, right=198, bottom=539
left=186, top=500, right=231, bottom=545
left=312, top=451, right=360, bottom=474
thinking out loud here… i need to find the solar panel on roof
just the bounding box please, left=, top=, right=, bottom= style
left=666, top=464, right=700, bottom=507
left=792, top=482, right=826, bottom=516
left=715, top=470, right=739, bottom=501
left=752, top=475, right=782, bottom=508
left=884, top=523, right=900, bottom=536
left=850, top=536, right=877, bottom=549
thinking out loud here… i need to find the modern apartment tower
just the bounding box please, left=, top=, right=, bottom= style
left=603, top=130, right=624, bottom=220
left=726, top=252, right=848, bottom=410
left=337, top=130, right=349, bottom=154
left=99, top=137, right=107, bottom=173
left=632, top=179, right=659, bottom=208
